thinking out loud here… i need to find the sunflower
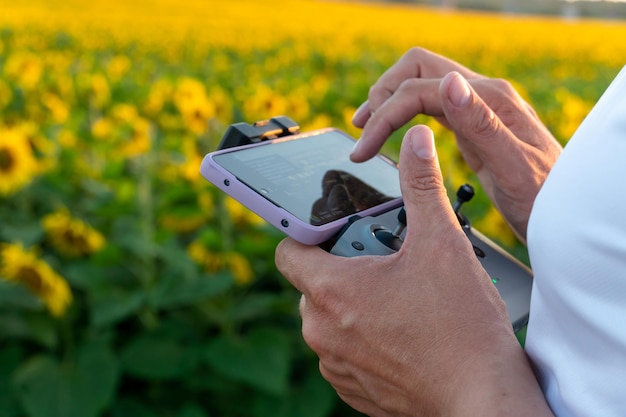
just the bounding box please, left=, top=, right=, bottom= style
left=0, top=127, right=39, bottom=196
left=0, top=243, right=73, bottom=317
left=224, top=196, right=265, bottom=227
left=42, top=209, right=106, bottom=258
left=173, top=78, right=215, bottom=135
left=187, top=241, right=254, bottom=286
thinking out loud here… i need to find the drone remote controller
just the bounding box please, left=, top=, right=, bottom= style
left=211, top=117, right=533, bottom=332
left=329, top=185, right=532, bottom=332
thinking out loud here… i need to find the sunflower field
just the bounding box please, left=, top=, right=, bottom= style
left=1, top=0, right=625, bottom=416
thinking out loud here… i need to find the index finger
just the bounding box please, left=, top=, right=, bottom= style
left=354, top=47, right=483, bottom=128
left=351, top=78, right=444, bottom=162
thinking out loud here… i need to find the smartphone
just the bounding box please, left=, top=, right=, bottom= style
left=200, top=128, right=403, bottom=245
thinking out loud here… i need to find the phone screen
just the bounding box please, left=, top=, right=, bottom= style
left=213, top=130, right=401, bottom=226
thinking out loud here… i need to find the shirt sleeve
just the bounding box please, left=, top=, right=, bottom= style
left=525, top=66, right=626, bottom=417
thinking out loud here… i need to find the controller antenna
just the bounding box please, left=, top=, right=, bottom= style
left=452, top=184, right=474, bottom=214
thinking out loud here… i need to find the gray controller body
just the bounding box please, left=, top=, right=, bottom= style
left=329, top=207, right=533, bottom=332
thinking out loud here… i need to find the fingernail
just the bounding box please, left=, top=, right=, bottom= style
left=351, top=138, right=363, bottom=156
left=449, top=73, right=471, bottom=107
left=410, top=127, right=436, bottom=160
left=352, top=101, right=369, bottom=124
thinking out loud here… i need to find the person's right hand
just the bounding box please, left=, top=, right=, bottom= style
left=350, top=48, right=563, bottom=241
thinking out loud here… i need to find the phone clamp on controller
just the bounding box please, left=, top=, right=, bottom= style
left=217, top=116, right=300, bottom=150
left=329, top=184, right=533, bottom=333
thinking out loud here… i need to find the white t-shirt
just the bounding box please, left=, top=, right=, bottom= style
left=525, top=66, right=626, bottom=416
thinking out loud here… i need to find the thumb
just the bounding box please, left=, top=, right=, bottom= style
left=398, top=125, right=461, bottom=253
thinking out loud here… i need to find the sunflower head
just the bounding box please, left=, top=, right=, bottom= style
left=0, top=243, right=73, bottom=317
left=0, top=127, right=39, bottom=196
left=186, top=240, right=254, bottom=286
left=42, top=209, right=106, bottom=258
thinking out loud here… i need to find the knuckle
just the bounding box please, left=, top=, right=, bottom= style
left=489, top=77, right=515, bottom=94
left=274, top=240, right=299, bottom=276
left=404, top=46, right=429, bottom=62
left=368, top=83, right=390, bottom=109
left=301, top=318, right=325, bottom=354
left=397, top=77, right=419, bottom=94
left=406, top=171, right=445, bottom=195
left=471, top=104, right=499, bottom=139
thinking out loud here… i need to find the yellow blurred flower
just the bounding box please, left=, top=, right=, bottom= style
left=225, top=252, right=254, bottom=286
left=303, top=114, right=333, bottom=132
left=42, top=209, right=106, bottom=258
left=58, top=129, right=77, bottom=148
left=0, top=243, right=73, bottom=317
left=106, top=54, right=131, bottom=82
left=286, top=90, right=310, bottom=124
left=210, top=87, right=234, bottom=125
left=160, top=189, right=215, bottom=232
left=243, top=85, right=288, bottom=122
left=174, top=78, right=215, bottom=135
left=120, top=117, right=152, bottom=158
left=555, top=87, right=593, bottom=141
left=224, top=196, right=265, bottom=227
left=0, top=127, right=39, bottom=196
left=90, top=74, right=111, bottom=108
left=474, top=206, right=518, bottom=249
left=41, top=92, right=69, bottom=124
left=91, top=118, right=113, bottom=139
left=91, top=105, right=153, bottom=158
left=0, top=80, right=13, bottom=110
left=111, top=103, right=139, bottom=123
left=187, top=240, right=254, bottom=285
left=16, top=122, right=56, bottom=174
left=160, top=214, right=205, bottom=233
left=198, top=192, right=215, bottom=217
left=180, top=136, right=204, bottom=183
left=187, top=240, right=223, bottom=271
left=144, top=79, right=173, bottom=117
left=4, top=51, right=43, bottom=90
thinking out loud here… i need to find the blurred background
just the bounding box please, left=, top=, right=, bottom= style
left=1, top=1, right=625, bottom=416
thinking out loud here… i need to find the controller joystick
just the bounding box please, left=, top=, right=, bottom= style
left=453, top=184, right=474, bottom=226
left=373, top=207, right=406, bottom=251
left=452, top=183, right=475, bottom=213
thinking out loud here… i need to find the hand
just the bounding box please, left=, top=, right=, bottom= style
left=351, top=48, right=562, bottom=240
left=276, top=126, right=553, bottom=417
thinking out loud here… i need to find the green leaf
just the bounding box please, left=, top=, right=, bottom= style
left=0, top=345, right=23, bottom=417
left=90, top=289, right=145, bottom=327
left=108, top=398, right=159, bottom=417
left=61, top=260, right=110, bottom=290
left=227, top=293, right=294, bottom=323
left=203, top=326, right=292, bottom=396
left=0, top=312, right=58, bottom=348
left=179, top=403, right=210, bottom=417
left=73, top=341, right=120, bottom=412
left=252, top=372, right=337, bottom=417
left=0, top=280, right=43, bottom=311
left=120, top=329, right=200, bottom=380
left=13, top=342, right=119, bottom=417
left=148, top=270, right=233, bottom=310
left=0, top=222, right=44, bottom=247
left=12, top=356, right=59, bottom=417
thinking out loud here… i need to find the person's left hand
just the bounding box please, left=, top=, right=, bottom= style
left=275, top=126, right=546, bottom=416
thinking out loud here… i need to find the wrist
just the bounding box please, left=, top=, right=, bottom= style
left=442, top=333, right=554, bottom=417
